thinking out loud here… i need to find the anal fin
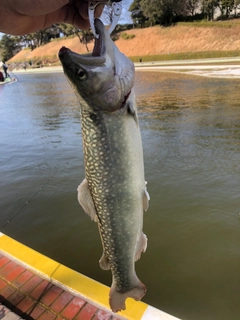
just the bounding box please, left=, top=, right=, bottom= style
left=77, top=179, right=98, bottom=222
left=99, top=253, right=110, bottom=270
left=135, top=232, right=148, bottom=261
left=142, top=181, right=150, bottom=211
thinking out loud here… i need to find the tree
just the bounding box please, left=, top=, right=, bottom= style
left=129, top=0, right=148, bottom=28
left=186, top=0, right=201, bottom=16
left=233, top=0, right=240, bottom=16
left=0, top=34, right=19, bottom=61
left=218, top=0, right=235, bottom=17
left=58, top=23, right=76, bottom=37
left=141, top=0, right=160, bottom=25
left=202, top=0, right=219, bottom=20
left=14, top=25, right=62, bottom=51
left=141, top=0, right=188, bottom=26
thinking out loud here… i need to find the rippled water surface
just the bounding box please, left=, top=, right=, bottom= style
left=0, top=71, right=240, bottom=320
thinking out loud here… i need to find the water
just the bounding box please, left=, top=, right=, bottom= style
left=0, top=71, right=240, bottom=320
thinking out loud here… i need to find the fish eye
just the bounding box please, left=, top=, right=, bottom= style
left=76, top=68, right=87, bottom=80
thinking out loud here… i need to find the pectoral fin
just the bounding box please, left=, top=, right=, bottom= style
left=142, top=181, right=150, bottom=211
left=77, top=179, right=98, bottom=222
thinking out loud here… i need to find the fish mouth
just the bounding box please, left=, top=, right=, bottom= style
left=59, top=19, right=106, bottom=66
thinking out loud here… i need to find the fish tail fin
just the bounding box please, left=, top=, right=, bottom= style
left=109, top=277, right=146, bottom=313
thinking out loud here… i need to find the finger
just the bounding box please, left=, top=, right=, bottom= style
left=74, top=15, right=91, bottom=30
left=86, top=0, right=107, bottom=2
left=65, top=2, right=104, bottom=29
left=60, top=5, right=90, bottom=30
left=72, top=1, right=89, bottom=20
left=94, top=4, right=104, bottom=18
left=80, top=0, right=107, bottom=3
left=15, top=0, right=70, bottom=16
left=71, top=1, right=104, bottom=19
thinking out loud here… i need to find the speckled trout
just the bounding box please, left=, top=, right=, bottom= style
left=58, top=19, right=150, bottom=313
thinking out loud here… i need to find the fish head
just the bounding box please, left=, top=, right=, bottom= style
left=59, top=19, right=134, bottom=112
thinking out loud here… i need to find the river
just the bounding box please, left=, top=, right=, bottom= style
left=0, top=71, right=240, bottom=320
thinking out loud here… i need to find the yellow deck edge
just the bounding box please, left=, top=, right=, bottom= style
left=0, top=232, right=148, bottom=319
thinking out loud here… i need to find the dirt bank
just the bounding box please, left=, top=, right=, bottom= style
left=9, top=22, right=240, bottom=64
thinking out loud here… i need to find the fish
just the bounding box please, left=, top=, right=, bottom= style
left=58, top=19, right=150, bottom=313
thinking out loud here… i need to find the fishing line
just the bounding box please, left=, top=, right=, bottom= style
left=0, top=173, right=56, bottom=232
left=10, top=70, right=18, bottom=81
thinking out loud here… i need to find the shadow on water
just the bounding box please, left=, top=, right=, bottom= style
left=1, top=71, right=240, bottom=320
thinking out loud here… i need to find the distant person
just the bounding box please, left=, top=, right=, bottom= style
left=2, top=62, right=9, bottom=78
left=0, top=71, right=4, bottom=82
left=0, top=0, right=106, bottom=35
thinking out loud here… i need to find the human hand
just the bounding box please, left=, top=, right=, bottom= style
left=0, top=0, right=106, bottom=35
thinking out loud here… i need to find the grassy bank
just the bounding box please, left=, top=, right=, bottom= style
left=177, top=19, right=240, bottom=28
left=10, top=50, right=240, bottom=67
left=130, top=50, right=240, bottom=63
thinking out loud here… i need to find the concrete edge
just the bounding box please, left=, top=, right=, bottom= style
left=0, top=232, right=181, bottom=320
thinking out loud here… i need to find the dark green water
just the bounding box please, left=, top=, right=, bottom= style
left=0, top=71, right=240, bottom=320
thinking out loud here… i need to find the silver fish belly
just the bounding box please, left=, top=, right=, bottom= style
left=59, top=19, right=150, bottom=313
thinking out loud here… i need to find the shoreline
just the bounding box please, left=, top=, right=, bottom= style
left=11, top=56, right=240, bottom=79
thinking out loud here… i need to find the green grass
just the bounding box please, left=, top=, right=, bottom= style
left=177, top=19, right=240, bottom=28
left=10, top=50, right=240, bottom=66
left=129, top=50, right=240, bottom=63
left=121, top=32, right=135, bottom=40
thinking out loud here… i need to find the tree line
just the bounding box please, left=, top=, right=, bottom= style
left=129, top=0, right=240, bottom=26
left=0, top=23, right=95, bottom=62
